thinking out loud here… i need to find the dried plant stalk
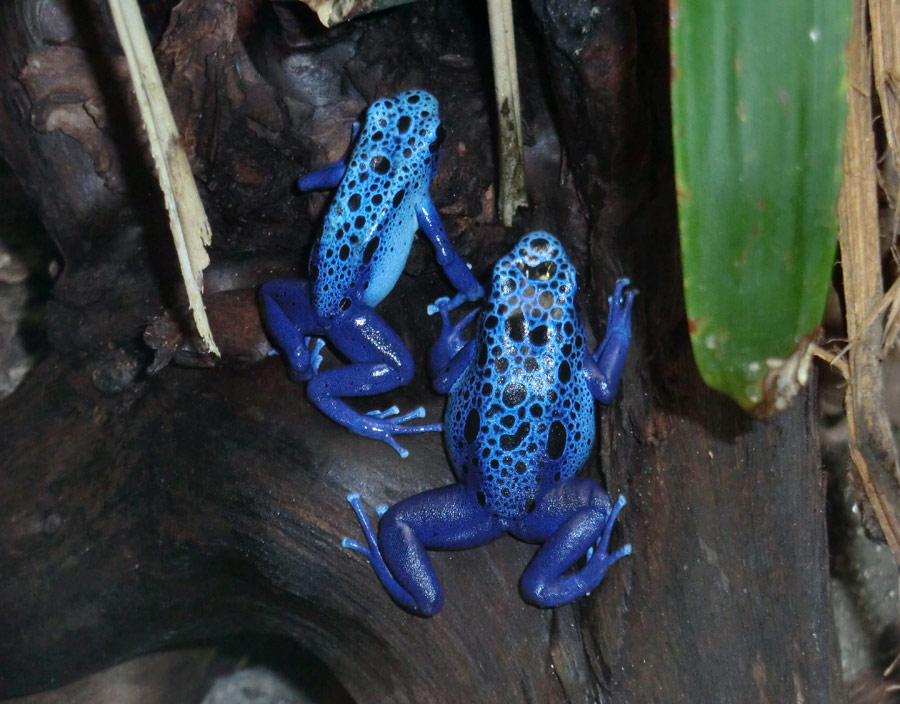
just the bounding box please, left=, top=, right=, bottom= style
left=870, top=1, right=900, bottom=352
left=870, top=0, right=900, bottom=159
left=487, top=0, right=527, bottom=226
left=839, top=0, right=900, bottom=561
left=107, top=0, right=219, bottom=355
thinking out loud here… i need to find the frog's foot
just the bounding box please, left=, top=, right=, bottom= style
left=607, top=278, right=637, bottom=333
left=430, top=299, right=479, bottom=355
left=462, top=279, right=485, bottom=302
left=286, top=337, right=326, bottom=382
left=586, top=495, right=631, bottom=565
left=520, top=493, right=631, bottom=608
left=340, top=493, right=420, bottom=612
left=427, top=293, right=466, bottom=317
left=360, top=406, right=443, bottom=459
left=572, top=496, right=631, bottom=600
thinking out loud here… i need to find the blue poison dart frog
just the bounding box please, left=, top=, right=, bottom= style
left=342, top=232, right=635, bottom=615
left=260, top=90, right=483, bottom=458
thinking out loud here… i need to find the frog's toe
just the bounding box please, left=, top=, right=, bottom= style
left=586, top=539, right=632, bottom=567
left=615, top=543, right=633, bottom=560
left=307, top=337, right=326, bottom=373
left=284, top=338, right=326, bottom=381
left=594, top=494, right=627, bottom=556
left=341, top=536, right=370, bottom=557
left=378, top=425, right=442, bottom=459
left=429, top=292, right=468, bottom=317
left=368, top=406, right=440, bottom=430
left=389, top=412, right=442, bottom=434
left=382, top=435, right=410, bottom=459
left=390, top=406, right=427, bottom=423
left=366, top=406, right=400, bottom=419
left=610, top=278, right=630, bottom=302
left=606, top=290, right=635, bottom=332
left=427, top=296, right=452, bottom=317
left=388, top=418, right=441, bottom=457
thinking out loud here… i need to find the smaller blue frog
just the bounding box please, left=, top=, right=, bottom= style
left=260, top=91, right=483, bottom=457
left=342, top=232, right=635, bottom=615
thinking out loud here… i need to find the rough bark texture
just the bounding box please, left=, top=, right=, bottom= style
left=0, top=0, right=842, bottom=701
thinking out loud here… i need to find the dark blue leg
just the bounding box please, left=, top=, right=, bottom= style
left=259, top=279, right=326, bottom=381
left=298, top=121, right=359, bottom=191
left=428, top=297, right=479, bottom=394
left=511, top=479, right=631, bottom=608
left=341, top=485, right=503, bottom=616
left=307, top=302, right=440, bottom=458
left=586, top=278, right=636, bottom=403
left=298, top=160, right=346, bottom=191
left=417, top=196, right=484, bottom=307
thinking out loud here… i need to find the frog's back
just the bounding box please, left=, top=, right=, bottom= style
left=312, top=91, right=442, bottom=318
left=445, top=233, right=595, bottom=518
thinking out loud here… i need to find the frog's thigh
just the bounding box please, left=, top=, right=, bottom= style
left=511, top=478, right=612, bottom=543
left=259, top=278, right=320, bottom=331
left=326, top=304, right=414, bottom=377
left=382, top=484, right=502, bottom=551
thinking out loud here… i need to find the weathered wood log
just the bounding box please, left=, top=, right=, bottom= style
left=0, top=0, right=842, bottom=701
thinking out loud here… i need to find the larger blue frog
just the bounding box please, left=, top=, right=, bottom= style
left=342, top=232, right=635, bottom=615
left=260, top=91, right=483, bottom=458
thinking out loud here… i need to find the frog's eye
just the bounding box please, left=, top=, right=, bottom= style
left=515, top=260, right=557, bottom=281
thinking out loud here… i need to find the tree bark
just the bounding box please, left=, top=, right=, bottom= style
left=0, top=0, right=842, bottom=701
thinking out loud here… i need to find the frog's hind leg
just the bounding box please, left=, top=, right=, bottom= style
left=513, top=479, right=631, bottom=608
left=341, top=485, right=502, bottom=616
left=259, top=279, right=326, bottom=381
left=308, top=303, right=440, bottom=458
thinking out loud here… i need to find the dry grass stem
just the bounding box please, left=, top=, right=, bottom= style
left=838, top=0, right=900, bottom=563
left=486, top=0, right=527, bottom=226
left=107, top=0, right=219, bottom=355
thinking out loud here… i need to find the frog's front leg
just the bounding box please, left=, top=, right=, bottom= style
left=297, top=121, right=359, bottom=191
left=428, top=298, right=479, bottom=393
left=309, top=302, right=440, bottom=458
left=342, top=485, right=503, bottom=616
left=512, top=479, right=631, bottom=608
left=298, top=160, right=346, bottom=191
left=586, top=277, right=637, bottom=403
left=259, top=279, right=326, bottom=380
left=417, top=196, right=484, bottom=305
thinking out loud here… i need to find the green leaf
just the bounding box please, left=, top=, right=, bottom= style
left=671, top=0, right=849, bottom=414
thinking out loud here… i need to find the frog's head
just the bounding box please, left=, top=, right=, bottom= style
left=491, top=232, right=577, bottom=305
left=363, top=90, right=445, bottom=181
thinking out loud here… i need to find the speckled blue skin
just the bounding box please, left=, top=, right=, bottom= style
left=342, top=232, right=635, bottom=615
left=260, top=91, right=483, bottom=458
